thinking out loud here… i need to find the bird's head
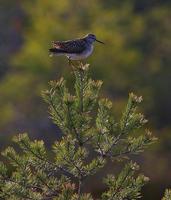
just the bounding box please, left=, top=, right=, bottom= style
left=86, top=33, right=104, bottom=44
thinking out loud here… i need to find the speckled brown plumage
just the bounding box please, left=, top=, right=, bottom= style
left=49, top=33, right=104, bottom=60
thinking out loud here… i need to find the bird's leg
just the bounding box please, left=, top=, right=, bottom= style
left=77, top=60, right=83, bottom=67
left=68, top=58, right=74, bottom=67
left=68, top=57, right=72, bottom=66
left=68, top=58, right=75, bottom=71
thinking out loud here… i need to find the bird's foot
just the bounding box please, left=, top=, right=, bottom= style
left=68, top=59, right=73, bottom=66
left=78, top=60, right=83, bottom=66
left=76, top=61, right=84, bottom=70
left=68, top=59, right=76, bottom=72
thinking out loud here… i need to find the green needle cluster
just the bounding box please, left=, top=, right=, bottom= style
left=0, top=63, right=157, bottom=200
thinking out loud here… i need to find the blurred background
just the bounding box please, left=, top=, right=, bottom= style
left=0, top=0, right=171, bottom=199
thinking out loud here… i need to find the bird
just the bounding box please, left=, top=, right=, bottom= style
left=49, top=33, right=104, bottom=64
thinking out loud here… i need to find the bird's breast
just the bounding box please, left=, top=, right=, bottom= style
left=67, top=45, right=94, bottom=60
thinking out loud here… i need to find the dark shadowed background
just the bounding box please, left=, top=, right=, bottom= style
left=0, top=0, right=171, bottom=199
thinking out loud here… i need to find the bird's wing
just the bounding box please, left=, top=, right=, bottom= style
left=52, top=39, right=87, bottom=54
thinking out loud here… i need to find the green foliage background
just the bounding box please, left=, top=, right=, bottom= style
left=0, top=0, right=171, bottom=199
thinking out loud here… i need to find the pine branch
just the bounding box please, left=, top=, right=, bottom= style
left=0, top=62, right=156, bottom=200
left=102, top=162, right=149, bottom=200
left=162, top=189, right=171, bottom=200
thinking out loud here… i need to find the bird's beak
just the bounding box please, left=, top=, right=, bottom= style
left=95, top=39, right=104, bottom=44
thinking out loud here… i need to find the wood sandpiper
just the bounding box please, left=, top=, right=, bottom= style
left=49, top=33, right=104, bottom=63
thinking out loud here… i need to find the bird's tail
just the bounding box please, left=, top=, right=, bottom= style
left=49, top=48, right=66, bottom=57
left=49, top=48, right=66, bottom=53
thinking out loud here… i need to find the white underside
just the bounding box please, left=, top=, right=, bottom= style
left=66, top=45, right=94, bottom=60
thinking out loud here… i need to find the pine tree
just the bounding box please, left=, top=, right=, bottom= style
left=0, top=63, right=157, bottom=200
left=162, top=189, right=171, bottom=200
